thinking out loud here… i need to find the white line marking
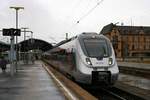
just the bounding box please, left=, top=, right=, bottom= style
left=43, top=64, right=78, bottom=100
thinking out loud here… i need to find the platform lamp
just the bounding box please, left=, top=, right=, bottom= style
left=9, top=6, right=24, bottom=75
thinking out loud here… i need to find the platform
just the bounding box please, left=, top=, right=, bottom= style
left=118, top=73, right=150, bottom=91
left=118, top=62, right=150, bottom=91
left=118, top=62, right=150, bottom=70
left=118, top=62, right=150, bottom=79
left=0, top=61, right=65, bottom=100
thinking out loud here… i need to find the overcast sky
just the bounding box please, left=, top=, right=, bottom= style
left=0, top=0, right=150, bottom=43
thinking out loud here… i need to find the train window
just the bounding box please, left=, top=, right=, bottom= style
left=83, top=39, right=111, bottom=57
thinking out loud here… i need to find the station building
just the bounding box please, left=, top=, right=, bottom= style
left=100, top=23, right=150, bottom=61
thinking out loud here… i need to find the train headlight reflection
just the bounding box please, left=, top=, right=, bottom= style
left=86, top=58, right=92, bottom=65
left=108, top=58, right=113, bottom=65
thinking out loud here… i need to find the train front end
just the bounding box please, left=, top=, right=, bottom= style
left=75, top=33, right=119, bottom=86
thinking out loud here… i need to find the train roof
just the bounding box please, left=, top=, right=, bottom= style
left=54, top=36, right=77, bottom=47
left=78, top=32, right=104, bottom=38
left=53, top=32, right=108, bottom=48
left=78, top=32, right=109, bottom=41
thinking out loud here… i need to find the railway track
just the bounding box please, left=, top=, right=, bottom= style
left=83, top=86, right=146, bottom=100
left=103, top=87, right=145, bottom=100
left=100, top=88, right=127, bottom=100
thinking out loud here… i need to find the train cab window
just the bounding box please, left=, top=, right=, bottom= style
left=83, top=39, right=111, bottom=58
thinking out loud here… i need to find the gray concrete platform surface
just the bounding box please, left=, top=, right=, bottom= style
left=118, top=62, right=150, bottom=91
left=118, top=62, right=150, bottom=70
left=0, top=61, right=65, bottom=100
left=118, top=73, right=150, bottom=90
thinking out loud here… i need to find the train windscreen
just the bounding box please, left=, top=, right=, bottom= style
left=83, top=39, right=111, bottom=58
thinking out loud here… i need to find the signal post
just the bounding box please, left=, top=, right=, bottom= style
left=2, top=28, right=21, bottom=76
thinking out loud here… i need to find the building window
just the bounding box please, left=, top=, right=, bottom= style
left=132, top=45, right=135, bottom=50
left=145, top=37, right=150, bottom=50
left=112, top=35, right=118, bottom=49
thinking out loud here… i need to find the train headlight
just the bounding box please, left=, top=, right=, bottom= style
left=108, top=58, right=113, bottom=65
left=86, top=58, right=92, bottom=65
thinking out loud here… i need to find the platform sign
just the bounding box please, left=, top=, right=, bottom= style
left=2, top=28, right=21, bottom=36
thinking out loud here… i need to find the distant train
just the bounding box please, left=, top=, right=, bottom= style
left=43, top=32, right=119, bottom=86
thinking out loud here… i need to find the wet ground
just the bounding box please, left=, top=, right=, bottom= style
left=0, top=61, right=65, bottom=100
left=119, top=73, right=150, bottom=90
left=118, top=62, right=150, bottom=70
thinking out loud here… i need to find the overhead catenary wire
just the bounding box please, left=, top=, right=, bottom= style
left=77, top=0, right=104, bottom=24
left=49, top=36, right=58, bottom=43
left=66, top=0, right=104, bottom=37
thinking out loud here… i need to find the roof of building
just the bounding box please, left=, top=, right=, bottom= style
left=0, top=41, right=10, bottom=52
left=0, top=38, right=53, bottom=52
left=100, top=23, right=114, bottom=35
left=19, top=38, right=53, bottom=52
left=100, top=23, right=150, bottom=35
left=0, top=41, right=9, bottom=45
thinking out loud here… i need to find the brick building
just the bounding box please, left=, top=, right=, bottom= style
left=100, top=23, right=150, bottom=60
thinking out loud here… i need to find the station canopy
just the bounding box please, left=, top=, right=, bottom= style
left=0, top=41, right=10, bottom=52
left=0, top=38, right=53, bottom=52
left=19, top=38, right=53, bottom=52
